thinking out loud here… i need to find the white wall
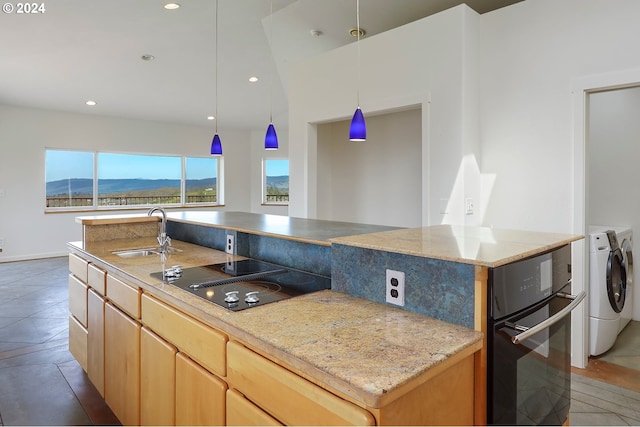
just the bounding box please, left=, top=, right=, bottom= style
left=288, top=5, right=482, bottom=227
left=479, top=0, right=640, bottom=233
left=316, top=108, right=422, bottom=228
left=0, top=104, right=253, bottom=261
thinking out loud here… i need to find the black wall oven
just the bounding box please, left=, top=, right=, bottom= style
left=487, top=244, right=585, bottom=425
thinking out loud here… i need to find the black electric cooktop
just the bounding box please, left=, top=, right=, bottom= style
left=151, top=259, right=331, bottom=311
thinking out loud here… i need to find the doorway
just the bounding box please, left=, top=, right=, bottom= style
left=586, top=86, right=640, bottom=373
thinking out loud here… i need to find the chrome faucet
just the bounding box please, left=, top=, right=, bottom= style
left=148, top=206, right=171, bottom=253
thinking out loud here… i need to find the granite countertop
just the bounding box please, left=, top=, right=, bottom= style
left=69, top=238, right=483, bottom=409
left=331, top=224, right=583, bottom=267
left=76, top=212, right=582, bottom=267
left=165, top=211, right=401, bottom=246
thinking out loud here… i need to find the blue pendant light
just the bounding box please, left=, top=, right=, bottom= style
left=210, top=0, right=223, bottom=156
left=210, top=133, right=222, bottom=155
left=349, top=107, right=366, bottom=141
left=265, top=122, right=278, bottom=150
left=265, top=0, right=279, bottom=150
left=349, top=0, right=366, bottom=142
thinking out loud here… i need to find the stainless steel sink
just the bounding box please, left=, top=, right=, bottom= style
left=113, top=247, right=182, bottom=258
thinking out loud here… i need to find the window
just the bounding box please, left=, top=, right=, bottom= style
left=45, top=150, right=94, bottom=208
left=45, top=149, right=220, bottom=210
left=263, top=159, right=289, bottom=205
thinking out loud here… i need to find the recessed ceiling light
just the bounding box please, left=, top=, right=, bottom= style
left=349, top=27, right=366, bottom=38
left=85, top=100, right=97, bottom=106
left=141, top=54, right=155, bottom=61
left=249, top=76, right=259, bottom=83
left=163, top=3, right=180, bottom=10
left=207, top=116, right=215, bottom=121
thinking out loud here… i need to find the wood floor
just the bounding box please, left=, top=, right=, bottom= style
left=0, top=256, right=638, bottom=426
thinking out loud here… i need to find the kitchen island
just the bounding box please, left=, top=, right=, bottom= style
left=70, top=212, right=582, bottom=425
left=68, top=234, right=483, bottom=426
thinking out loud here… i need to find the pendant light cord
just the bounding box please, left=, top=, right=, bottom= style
left=269, top=0, right=274, bottom=124
left=356, top=0, right=361, bottom=108
left=215, top=0, right=219, bottom=133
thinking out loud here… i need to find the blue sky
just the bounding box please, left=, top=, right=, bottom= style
left=265, top=159, right=289, bottom=176
left=46, top=150, right=289, bottom=182
left=46, top=150, right=219, bottom=181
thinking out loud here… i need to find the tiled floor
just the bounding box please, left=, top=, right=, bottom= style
left=599, top=320, right=640, bottom=371
left=0, top=257, right=118, bottom=426
left=0, top=256, right=638, bottom=426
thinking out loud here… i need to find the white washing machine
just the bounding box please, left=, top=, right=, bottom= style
left=588, top=226, right=633, bottom=356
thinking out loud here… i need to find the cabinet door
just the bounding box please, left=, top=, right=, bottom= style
left=105, top=302, right=140, bottom=426
left=227, top=389, right=282, bottom=426
left=68, top=315, right=87, bottom=371
left=87, top=289, right=105, bottom=397
left=175, top=352, right=226, bottom=426
left=140, top=327, right=176, bottom=426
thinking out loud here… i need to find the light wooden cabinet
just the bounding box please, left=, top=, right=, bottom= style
left=141, top=293, right=227, bottom=377
left=87, top=263, right=106, bottom=295
left=106, top=274, right=141, bottom=319
left=68, top=254, right=89, bottom=372
left=105, top=302, right=141, bottom=426
left=68, top=314, right=87, bottom=371
left=175, top=352, right=227, bottom=426
left=87, top=289, right=105, bottom=397
left=227, top=340, right=375, bottom=426
left=371, top=352, right=475, bottom=426
left=226, top=389, right=281, bottom=426
left=69, top=253, right=88, bottom=283
left=68, top=274, right=88, bottom=327
left=140, top=327, right=176, bottom=426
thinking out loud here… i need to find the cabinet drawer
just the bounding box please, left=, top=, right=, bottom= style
left=69, top=315, right=87, bottom=371
left=227, top=341, right=375, bottom=426
left=227, top=389, right=281, bottom=426
left=68, top=274, right=88, bottom=327
left=69, top=253, right=88, bottom=283
left=106, top=274, right=141, bottom=319
left=87, top=263, right=106, bottom=295
left=141, top=294, right=227, bottom=377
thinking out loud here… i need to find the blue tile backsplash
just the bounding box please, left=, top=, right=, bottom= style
left=246, top=234, right=331, bottom=277
left=167, top=220, right=331, bottom=276
left=331, top=243, right=475, bottom=328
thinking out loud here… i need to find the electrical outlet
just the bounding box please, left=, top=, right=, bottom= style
left=225, top=233, right=235, bottom=255
left=386, top=269, right=405, bottom=306
left=465, top=198, right=474, bottom=215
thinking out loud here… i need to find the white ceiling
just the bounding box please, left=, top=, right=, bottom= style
left=0, top=0, right=521, bottom=131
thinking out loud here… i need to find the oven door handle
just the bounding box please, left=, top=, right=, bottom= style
left=510, top=291, right=586, bottom=345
